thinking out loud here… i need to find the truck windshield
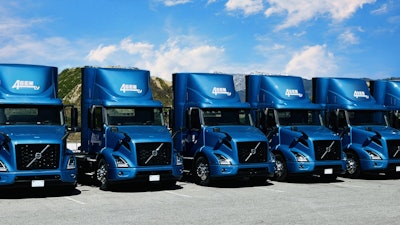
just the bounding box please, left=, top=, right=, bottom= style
left=0, top=105, right=62, bottom=125
left=106, top=107, right=163, bottom=126
left=347, top=110, right=387, bottom=126
left=203, top=108, right=252, bottom=126
left=277, top=109, right=322, bottom=126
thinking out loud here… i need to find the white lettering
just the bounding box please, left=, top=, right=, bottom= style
left=212, top=87, right=231, bottom=96
left=120, top=84, right=143, bottom=93
left=285, top=89, right=303, bottom=97
left=12, top=80, right=40, bottom=90
left=353, top=90, right=369, bottom=99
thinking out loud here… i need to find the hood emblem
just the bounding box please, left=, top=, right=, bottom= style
left=321, top=141, right=335, bottom=159
left=145, top=143, right=164, bottom=164
left=245, top=142, right=261, bottom=162
left=393, top=146, right=400, bottom=158
left=26, top=145, right=50, bottom=168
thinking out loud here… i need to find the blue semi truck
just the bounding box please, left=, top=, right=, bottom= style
left=246, top=75, right=346, bottom=181
left=172, top=73, right=275, bottom=186
left=0, top=64, right=78, bottom=189
left=313, top=77, right=400, bottom=178
left=371, top=79, right=400, bottom=129
left=76, top=67, right=182, bottom=190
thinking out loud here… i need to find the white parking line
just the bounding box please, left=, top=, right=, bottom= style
left=255, top=187, right=285, bottom=193
left=165, top=191, right=192, bottom=198
left=64, top=197, right=86, bottom=205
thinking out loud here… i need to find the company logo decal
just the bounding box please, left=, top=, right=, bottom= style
left=353, top=90, right=369, bottom=99
left=212, top=87, right=231, bottom=96
left=12, top=80, right=40, bottom=90
left=120, top=84, right=143, bottom=93
left=285, top=89, right=303, bottom=97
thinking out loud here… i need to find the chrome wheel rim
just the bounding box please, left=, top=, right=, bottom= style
left=97, top=162, right=107, bottom=183
left=347, top=157, right=357, bottom=174
left=196, top=162, right=209, bottom=181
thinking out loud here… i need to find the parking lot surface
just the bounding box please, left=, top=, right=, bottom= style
left=1, top=175, right=400, bottom=225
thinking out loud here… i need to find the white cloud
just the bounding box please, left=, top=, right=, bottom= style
left=85, top=36, right=225, bottom=81
left=371, top=3, right=388, bottom=15
left=161, top=0, right=192, bottom=6
left=86, top=44, right=118, bottom=62
left=225, top=0, right=264, bottom=16
left=285, top=45, right=337, bottom=79
left=149, top=37, right=225, bottom=79
left=120, top=38, right=154, bottom=58
left=338, top=30, right=359, bottom=45
left=264, top=0, right=376, bottom=30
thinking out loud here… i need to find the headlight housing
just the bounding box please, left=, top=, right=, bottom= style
left=114, top=156, right=129, bottom=168
left=0, top=160, right=7, bottom=172
left=215, top=153, right=232, bottom=165
left=366, top=150, right=382, bottom=160
left=66, top=156, right=76, bottom=170
left=176, top=153, right=183, bottom=166
left=293, top=152, right=308, bottom=162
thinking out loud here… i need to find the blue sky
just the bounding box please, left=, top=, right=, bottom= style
left=0, top=0, right=399, bottom=81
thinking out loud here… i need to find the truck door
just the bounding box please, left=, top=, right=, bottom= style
left=261, top=109, right=278, bottom=147
left=329, top=109, right=350, bottom=147
left=185, top=107, right=201, bottom=157
left=88, top=106, right=106, bottom=153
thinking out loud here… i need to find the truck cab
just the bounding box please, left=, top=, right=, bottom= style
left=313, top=77, right=400, bottom=178
left=172, top=73, right=275, bottom=186
left=371, top=79, right=400, bottom=129
left=77, top=67, right=182, bottom=190
left=0, top=64, right=78, bottom=189
left=246, top=75, right=346, bottom=181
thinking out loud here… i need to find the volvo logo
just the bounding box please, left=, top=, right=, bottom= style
left=321, top=141, right=335, bottom=159
left=393, top=146, right=400, bottom=158
left=245, top=142, right=261, bottom=162
left=35, top=152, right=42, bottom=159
left=145, top=143, right=164, bottom=165
left=26, top=145, right=50, bottom=168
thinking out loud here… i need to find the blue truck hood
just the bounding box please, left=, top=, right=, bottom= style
left=205, top=126, right=267, bottom=142
left=112, top=125, right=172, bottom=142
left=354, top=125, right=400, bottom=139
left=0, top=125, right=66, bottom=142
left=281, top=125, right=339, bottom=140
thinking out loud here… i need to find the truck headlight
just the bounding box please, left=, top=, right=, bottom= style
left=114, top=156, right=129, bottom=168
left=0, top=160, right=7, bottom=172
left=366, top=150, right=382, bottom=160
left=66, top=156, right=76, bottom=170
left=176, top=153, right=183, bottom=166
left=293, top=152, right=308, bottom=162
left=215, top=153, right=232, bottom=165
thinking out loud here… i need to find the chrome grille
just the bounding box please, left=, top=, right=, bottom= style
left=16, top=144, right=60, bottom=170
left=136, top=142, right=171, bottom=166
left=314, top=140, right=341, bottom=160
left=387, top=140, right=400, bottom=159
left=237, top=141, right=267, bottom=163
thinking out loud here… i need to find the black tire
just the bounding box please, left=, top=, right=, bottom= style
left=274, top=154, right=288, bottom=182
left=193, top=156, right=211, bottom=186
left=96, top=158, right=111, bottom=191
left=345, top=152, right=361, bottom=178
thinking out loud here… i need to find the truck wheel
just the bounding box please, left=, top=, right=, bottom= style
left=193, top=156, right=211, bottom=186
left=96, top=158, right=111, bottom=191
left=346, top=152, right=361, bottom=178
left=274, top=154, right=288, bottom=182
